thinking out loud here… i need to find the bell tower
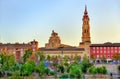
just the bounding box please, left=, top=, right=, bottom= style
left=82, top=5, right=91, bottom=43
left=80, top=5, right=91, bottom=57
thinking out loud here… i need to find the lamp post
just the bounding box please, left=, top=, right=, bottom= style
left=58, top=46, right=64, bottom=58
left=58, top=46, right=64, bottom=67
left=61, top=49, right=63, bottom=58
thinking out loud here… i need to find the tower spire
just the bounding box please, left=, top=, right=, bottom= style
left=84, top=5, right=88, bottom=14
left=52, top=30, right=54, bottom=33
left=79, top=5, right=91, bottom=58
left=81, top=5, right=91, bottom=43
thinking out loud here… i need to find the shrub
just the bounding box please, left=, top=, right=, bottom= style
left=88, top=66, right=107, bottom=74
left=88, top=66, right=97, bottom=74
left=69, top=64, right=82, bottom=78
left=45, top=68, right=50, bottom=75
left=49, top=71, right=56, bottom=75
left=36, top=61, right=46, bottom=76
left=59, top=74, right=75, bottom=78
left=58, top=65, right=64, bottom=73
left=59, top=73, right=68, bottom=78
left=70, top=74, right=75, bottom=78
left=10, top=71, right=23, bottom=79
left=81, top=59, right=93, bottom=73
left=100, top=66, right=107, bottom=74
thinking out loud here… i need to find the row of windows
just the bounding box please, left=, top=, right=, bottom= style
left=91, top=48, right=120, bottom=51
left=92, top=50, right=120, bottom=53
left=92, top=47, right=120, bottom=50
left=94, top=53, right=115, bottom=55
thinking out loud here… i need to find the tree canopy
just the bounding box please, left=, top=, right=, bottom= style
left=23, top=49, right=32, bottom=62
left=21, top=60, right=36, bottom=76
left=88, top=66, right=107, bottom=74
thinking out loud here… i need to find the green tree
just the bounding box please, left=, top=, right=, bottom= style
left=88, top=66, right=107, bottom=74
left=0, top=53, right=16, bottom=76
left=0, top=53, right=5, bottom=65
left=36, top=61, right=46, bottom=78
left=70, top=64, right=82, bottom=78
left=99, top=66, right=107, bottom=74
left=81, top=54, right=93, bottom=73
left=74, top=54, right=81, bottom=63
left=46, top=55, right=51, bottom=61
left=50, top=55, right=55, bottom=61
left=0, top=53, right=6, bottom=76
left=36, top=51, right=45, bottom=62
left=83, top=54, right=89, bottom=61
left=10, top=71, right=23, bottom=79
left=23, top=49, right=32, bottom=63
left=7, top=54, right=16, bottom=71
left=88, top=66, right=97, bottom=74
left=64, top=61, right=69, bottom=73
left=58, top=65, right=64, bottom=73
left=44, top=68, right=50, bottom=75
left=0, top=53, right=5, bottom=77
left=21, top=60, right=36, bottom=76
left=63, top=55, right=69, bottom=62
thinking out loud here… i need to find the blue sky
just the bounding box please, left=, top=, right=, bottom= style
left=0, top=0, right=120, bottom=47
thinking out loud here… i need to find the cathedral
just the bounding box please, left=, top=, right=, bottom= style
left=40, top=5, right=91, bottom=58
left=0, top=6, right=91, bottom=61
left=0, top=6, right=118, bottom=62
left=40, top=30, right=85, bottom=57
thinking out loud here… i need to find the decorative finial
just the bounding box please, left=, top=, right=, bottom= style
left=84, top=5, right=88, bottom=14
left=52, top=30, right=54, bottom=33
left=33, top=39, right=35, bottom=41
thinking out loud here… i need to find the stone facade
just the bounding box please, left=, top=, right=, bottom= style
left=41, top=34, right=85, bottom=58
left=43, top=30, right=85, bottom=57
left=40, top=46, right=85, bottom=58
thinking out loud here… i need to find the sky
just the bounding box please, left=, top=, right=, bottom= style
left=0, top=0, right=120, bottom=47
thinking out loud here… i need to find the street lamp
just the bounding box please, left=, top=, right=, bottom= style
left=58, top=46, right=64, bottom=58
